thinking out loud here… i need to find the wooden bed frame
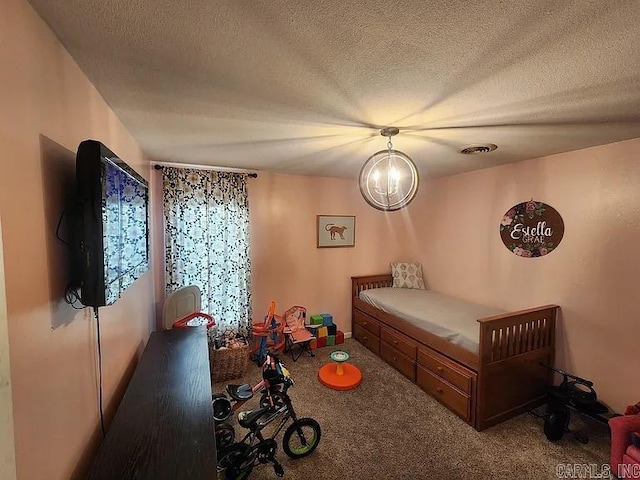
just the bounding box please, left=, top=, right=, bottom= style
left=352, top=274, right=559, bottom=431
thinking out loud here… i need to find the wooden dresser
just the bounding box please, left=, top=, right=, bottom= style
left=87, top=327, right=217, bottom=480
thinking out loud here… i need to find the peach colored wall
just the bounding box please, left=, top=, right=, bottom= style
left=406, top=138, right=640, bottom=414
left=0, top=0, right=154, bottom=478
left=249, top=172, right=414, bottom=333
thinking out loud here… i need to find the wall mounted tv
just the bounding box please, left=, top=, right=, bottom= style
left=75, top=139, right=149, bottom=307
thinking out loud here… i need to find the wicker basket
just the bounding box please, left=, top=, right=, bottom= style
left=209, top=341, right=251, bottom=383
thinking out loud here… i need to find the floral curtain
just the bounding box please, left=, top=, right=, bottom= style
left=103, top=161, right=149, bottom=305
left=162, top=168, right=251, bottom=335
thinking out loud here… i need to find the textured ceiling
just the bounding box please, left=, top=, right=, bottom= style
left=28, top=0, right=640, bottom=178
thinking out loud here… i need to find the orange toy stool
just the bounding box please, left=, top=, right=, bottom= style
left=318, top=350, right=362, bottom=391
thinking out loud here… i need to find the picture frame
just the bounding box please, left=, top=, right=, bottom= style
left=317, top=215, right=355, bottom=248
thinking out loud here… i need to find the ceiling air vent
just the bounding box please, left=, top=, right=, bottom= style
left=458, top=143, right=498, bottom=155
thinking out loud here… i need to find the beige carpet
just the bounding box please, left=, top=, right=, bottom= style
left=214, top=339, right=610, bottom=480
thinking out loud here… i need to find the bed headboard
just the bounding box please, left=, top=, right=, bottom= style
left=351, top=274, right=393, bottom=299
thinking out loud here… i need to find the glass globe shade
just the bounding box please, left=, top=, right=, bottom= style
left=358, top=149, right=419, bottom=211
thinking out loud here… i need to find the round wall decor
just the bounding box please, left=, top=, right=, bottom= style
left=500, top=200, right=564, bottom=258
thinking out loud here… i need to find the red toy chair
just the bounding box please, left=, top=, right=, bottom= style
left=609, top=415, right=640, bottom=479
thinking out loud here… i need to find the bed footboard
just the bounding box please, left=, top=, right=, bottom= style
left=476, top=305, right=559, bottom=430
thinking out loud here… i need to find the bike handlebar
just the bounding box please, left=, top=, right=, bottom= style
left=540, top=363, right=594, bottom=387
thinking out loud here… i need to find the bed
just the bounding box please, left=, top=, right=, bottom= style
left=352, top=274, right=559, bottom=431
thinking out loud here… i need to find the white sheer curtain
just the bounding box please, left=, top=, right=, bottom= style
left=162, top=167, right=252, bottom=335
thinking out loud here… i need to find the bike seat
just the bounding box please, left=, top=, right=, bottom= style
left=226, top=383, right=253, bottom=401
left=238, top=407, right=270, bottom=428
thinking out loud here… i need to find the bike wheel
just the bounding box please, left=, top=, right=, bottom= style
left=282, top=418, right=321, bottom=459
left=215, top=423, right=236, bottom=451
left=217, top=443, right=254, bottom=480
left=212, top=394, right=233, bottom=423
left=544, top=410, right=570, bottom=442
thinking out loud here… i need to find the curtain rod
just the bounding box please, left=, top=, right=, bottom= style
left=153, top=161, right=258, bottom=178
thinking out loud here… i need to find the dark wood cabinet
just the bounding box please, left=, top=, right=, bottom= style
left=87, top=327, right=217, bottom=480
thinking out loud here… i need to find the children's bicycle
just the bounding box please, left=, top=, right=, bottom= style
left=213, top=353, right=288, bottom=450
left=216, top=355, right=321, bottom=479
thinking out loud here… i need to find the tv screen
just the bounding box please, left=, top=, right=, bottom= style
left=76, top=140, right=149, bottom=307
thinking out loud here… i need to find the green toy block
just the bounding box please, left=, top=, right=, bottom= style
left=310, top=314, right=324, bottom=325
left=326, top=335, right=335, bottom=346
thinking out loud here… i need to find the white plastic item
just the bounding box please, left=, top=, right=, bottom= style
left=162, top=285, right=202, bottom=330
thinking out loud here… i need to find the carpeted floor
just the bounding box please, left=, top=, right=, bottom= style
left=214, top=339, right=610, bottom=480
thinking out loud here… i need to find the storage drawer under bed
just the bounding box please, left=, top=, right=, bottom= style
left=353, top=323, right=380, bottom=355
left=380, top=341, right=416, bottom=381
left=381, top=325, right=417, bottom=360
left=416, top=365, right=471, bottom=423
left=353, top=309, right=381, bottom=336
left=417, top=347, right=475, bottom=395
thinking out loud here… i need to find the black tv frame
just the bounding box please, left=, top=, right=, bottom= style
left=75, top=139, right=149, bottom=307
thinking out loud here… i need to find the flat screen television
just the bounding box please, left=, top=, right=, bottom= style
left=75, top=139, right=149, bottom=307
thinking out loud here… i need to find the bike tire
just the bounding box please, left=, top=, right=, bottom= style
left=217, top=443, right=254, bottom=480
left=215, top=423, right=236, bottom=451
left=544, top=410, right=570, bottom=442
left=282, top=417, right=321, bottom=459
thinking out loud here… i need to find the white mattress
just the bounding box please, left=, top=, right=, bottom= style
left=359, top=287, right=504, bottom=353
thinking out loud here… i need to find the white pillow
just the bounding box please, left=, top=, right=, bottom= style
left=391, top=262, right=426, bottom=289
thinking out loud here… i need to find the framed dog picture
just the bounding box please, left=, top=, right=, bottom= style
left=317, top=215, right=355, bottom=248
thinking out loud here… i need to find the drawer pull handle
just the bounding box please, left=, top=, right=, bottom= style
left=436, top=387, right=443, bottom=394
left=436, top=367, right=444, bottom=373
left=363, top=336, right=368, bottom=341
left=363, top=322, right=368, bottom=326
left=393, top=340, right=398, bottom=345
left=393, top=357, right=397, bottom=361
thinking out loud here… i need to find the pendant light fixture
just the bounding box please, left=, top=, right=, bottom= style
left=358, top=127, right=419, bottom=211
